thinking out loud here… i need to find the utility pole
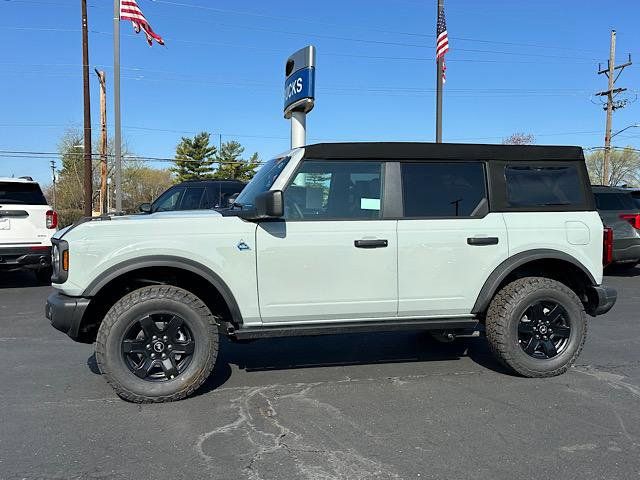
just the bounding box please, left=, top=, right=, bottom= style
left=596, top=30, right=632, bottom=186
left=81, top=0, right=93, bottom=216
left=435, top=0, right=444, bottom=143
left=50, top=160, right=56, bottom=210
left=95, top=69, right=108, bottom=215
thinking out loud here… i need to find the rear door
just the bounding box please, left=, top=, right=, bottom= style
left=0, top=181, right=50, bottom=247
left=256, top=159, right=398, bottom=323
left=397, top=162, right=509, bottom=317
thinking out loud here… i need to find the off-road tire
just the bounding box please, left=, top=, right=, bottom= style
left=485, top=277, right=587, bottom=378
left=96, top=285, right=219, bottom=403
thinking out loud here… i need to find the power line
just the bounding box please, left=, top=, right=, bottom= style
left=0, top=24, right=606, bottom=63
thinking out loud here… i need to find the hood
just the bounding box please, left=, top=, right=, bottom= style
left=57, top=209, right=224, bottom=240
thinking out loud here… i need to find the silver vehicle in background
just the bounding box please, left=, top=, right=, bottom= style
left=592, top=186, right=640, bottom=269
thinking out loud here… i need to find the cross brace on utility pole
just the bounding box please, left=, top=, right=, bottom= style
left=595, top=30, right=632, bottom=185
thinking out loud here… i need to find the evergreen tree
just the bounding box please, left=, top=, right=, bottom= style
left=213, top=140, right=259, bottom=181
left=171, top=132, right=217, bottom=182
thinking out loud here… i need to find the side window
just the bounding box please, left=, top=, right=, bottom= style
left=505, top=165, right=584, bottom=207
left=220, top=184, right=244, bottom=208
left=179, top=187, right=205, bottom=210
left=153, top=187, right=184, bottom=212
left=284, top=161, right=383, bottom=220
left=594, top=192, right=636, bottom=211
left=200, top=185, right=217, bottom=209
left=401, top=162, right=487, bottom=217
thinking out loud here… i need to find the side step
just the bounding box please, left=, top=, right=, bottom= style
left=229, top=317, right=479, bottom=340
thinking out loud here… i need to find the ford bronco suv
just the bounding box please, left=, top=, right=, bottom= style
left=46, top=143, right=617, bottom=402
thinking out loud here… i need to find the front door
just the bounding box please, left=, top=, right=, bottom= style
left=256, top=160, right=398, bottom=324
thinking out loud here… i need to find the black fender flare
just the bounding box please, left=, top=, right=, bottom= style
left=471, top=249, right=597, bottom=314
left=82, top=255, right=244, bottom=325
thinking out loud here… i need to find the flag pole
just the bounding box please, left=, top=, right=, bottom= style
left=435, top=0, right=444, bottom=143
left=113, top=0, right=122, bottom=213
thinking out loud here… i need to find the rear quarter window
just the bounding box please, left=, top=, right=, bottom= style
left=505, top=165, right=585, bottom=207
left=0, top=182, right=47, bottom=205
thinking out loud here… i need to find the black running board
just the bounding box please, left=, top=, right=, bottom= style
left=229, top=317, right=479, bottom=340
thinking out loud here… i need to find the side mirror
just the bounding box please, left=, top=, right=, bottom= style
left=255, top=190, right=284, bottom=219
left=139, top=202, right=152, bottom=214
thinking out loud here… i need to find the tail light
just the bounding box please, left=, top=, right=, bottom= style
left=46, top=210, right=58, bottom=229
left=603, top=227, right=614, bottom=266
left=619, top=213, right=640, bottom=230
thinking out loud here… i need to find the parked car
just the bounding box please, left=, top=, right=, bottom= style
left=47, top=142, right=616, bottom=402
left=139, top=180, right=246, bottom=213
left=592, top=186, right=640, bottom=269
left=0, top=177, right=57, bottom=282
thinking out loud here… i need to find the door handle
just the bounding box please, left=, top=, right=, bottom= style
left=467, top=237, right=499, bottom=246
left=354, top=239, right=388, bottom=249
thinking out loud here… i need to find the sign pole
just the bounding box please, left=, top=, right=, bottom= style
left=113, top=0, right=122, bottom=213
left=291, top=111, right=306, bottom=149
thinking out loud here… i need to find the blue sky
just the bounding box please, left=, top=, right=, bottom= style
left=1, top=0, right=639, bottom=185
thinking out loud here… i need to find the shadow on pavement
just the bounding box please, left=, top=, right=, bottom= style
left=604, top=264, right=640, bottom=278
left=193, top=331, right=512, bottom=396
left=0, top=270, right=48, bottom=289
left=86, top=330, right=512, bottom=398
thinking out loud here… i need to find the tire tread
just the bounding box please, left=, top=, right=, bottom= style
left=95, top=285, right=219, bottom=403
left=485, top=277, right=587, bottom=378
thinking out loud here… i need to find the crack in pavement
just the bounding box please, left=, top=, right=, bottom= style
left=195, top=383, right=401, bottom=479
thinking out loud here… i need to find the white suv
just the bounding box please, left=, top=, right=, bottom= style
left=0, top=177, right=57, bottom=282
left=46, top=143, right=617, bottom=402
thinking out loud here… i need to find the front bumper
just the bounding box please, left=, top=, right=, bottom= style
left=0, top=246, right=51, bottom=271
left=587, top=285, right=617, bottom=316
left=46, top=291, right=90, bottom=340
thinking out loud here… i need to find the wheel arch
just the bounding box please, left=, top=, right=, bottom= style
left=76, top=256, right=243, bottom=342
left=472, top=249, right=597, bottom=316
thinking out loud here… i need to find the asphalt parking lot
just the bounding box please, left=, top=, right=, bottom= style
left=1, top=270, right=639, bottom=480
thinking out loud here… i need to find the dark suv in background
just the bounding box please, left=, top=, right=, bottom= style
left=592, top=186, right=640, bottom=269
left=140, top=180, right=245, bottom=213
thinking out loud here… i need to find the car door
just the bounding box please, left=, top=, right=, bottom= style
left=397, top=161, right=509, bottom=317
left=256, top=159, right=398, bottom=324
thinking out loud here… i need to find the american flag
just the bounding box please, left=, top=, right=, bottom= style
left=436, top=8, right=449, bottom=83
left=120, top=0, right=164, bottom=46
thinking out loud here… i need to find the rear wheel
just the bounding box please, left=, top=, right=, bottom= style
left=96, top=285, right=219, bottom=403
left=485, top=277, right=587, bottom=377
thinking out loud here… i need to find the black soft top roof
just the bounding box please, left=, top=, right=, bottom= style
left=303, top=142, right=584, bottom=162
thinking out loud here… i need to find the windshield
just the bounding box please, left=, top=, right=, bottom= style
left=234, top=156, right=290, bottom=207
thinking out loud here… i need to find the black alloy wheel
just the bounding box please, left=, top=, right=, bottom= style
left=121, top=313, right=195, bottom=381
left=517, top=301, right=571, bottom=359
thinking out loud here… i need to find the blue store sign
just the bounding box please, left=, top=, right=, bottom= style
left=284, top=66, right=315, bottom=115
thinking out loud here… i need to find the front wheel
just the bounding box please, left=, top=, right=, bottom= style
left=95, top=285, right=219, bottom=403
left=485, top=277, right=587, bottom=378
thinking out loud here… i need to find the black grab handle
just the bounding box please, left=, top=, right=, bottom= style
left=467, top=237, right=499, bottom=246
left=354, top=239, right=388, bottom=249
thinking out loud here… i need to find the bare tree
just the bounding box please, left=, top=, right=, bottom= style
left=502, top=132, right=536, bottom=145
left=586, top=147, right=640, bottom=186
